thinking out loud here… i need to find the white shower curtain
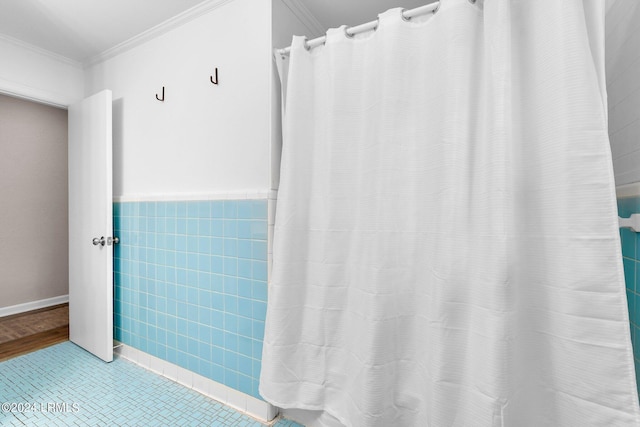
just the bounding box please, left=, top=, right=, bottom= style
left=261, top=0, right=640, bottom=425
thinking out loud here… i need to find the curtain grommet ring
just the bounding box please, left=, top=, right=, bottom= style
left=433, top=3, right=441, bottom=14
left=401, top=8, right=412, bottom=22
left=303, top=37, right=311, bottom=51
left=344, top=26, right=355, bottom=39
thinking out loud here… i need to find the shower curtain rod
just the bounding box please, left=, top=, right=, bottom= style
left=276, top=2, right=441, bottom=56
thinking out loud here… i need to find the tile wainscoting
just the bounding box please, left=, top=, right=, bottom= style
left=617, top=186, right=640, bottom=396
left=113, top=198, right=270, bottom=407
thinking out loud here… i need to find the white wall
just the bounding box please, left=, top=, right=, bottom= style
left=606, top=0, right=640, bottom=186
left=84, top=0, right=272, bottom=198
left=0, top=35, right=83, bottom=107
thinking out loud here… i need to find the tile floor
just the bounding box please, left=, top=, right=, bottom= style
left=0, top=342, right=302, bottom=427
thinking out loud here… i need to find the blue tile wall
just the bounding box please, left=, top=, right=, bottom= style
left=113, top=199, right=268, bottom=399
left=618, top=196, right=640, bottom=396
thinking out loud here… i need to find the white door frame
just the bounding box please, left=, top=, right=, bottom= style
left=0, top=83, right=115, bottom=362
left=0, top=78, right=75, bottom=110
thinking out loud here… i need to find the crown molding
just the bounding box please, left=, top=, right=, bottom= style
left=279, top=0, right=325, bottom=37
left=84, top=0, right=234, bottom=68
left=0, top=33, right=82, bottom=69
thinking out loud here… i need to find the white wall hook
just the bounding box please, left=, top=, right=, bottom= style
left=619, top=214, right=640, bottom=232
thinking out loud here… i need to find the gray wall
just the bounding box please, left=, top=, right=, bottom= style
left=0, top=94, right=68, bottom=309
left=606, top=0, right=640, bottom=186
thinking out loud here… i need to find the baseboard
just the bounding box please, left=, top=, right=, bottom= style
left=0, top=295, right=69, bottom=318
left=114, top=343, right=278, bottom=423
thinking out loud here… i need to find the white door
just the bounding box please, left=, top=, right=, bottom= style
left=68, top=90, right=113, bottom=362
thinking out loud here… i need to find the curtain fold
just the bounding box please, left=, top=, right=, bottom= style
left=262, top=0, right=640, bottom=425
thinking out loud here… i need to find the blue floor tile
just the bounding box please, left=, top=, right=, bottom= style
left=0, top=342, right=303, bottom=427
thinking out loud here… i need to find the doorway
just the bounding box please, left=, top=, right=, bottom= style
left=0, top=93, right=69, bottom=358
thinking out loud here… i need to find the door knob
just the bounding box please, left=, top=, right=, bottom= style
left=92, top=236, right=105, bottom=246
left=107, top=236, right=119, bottom=245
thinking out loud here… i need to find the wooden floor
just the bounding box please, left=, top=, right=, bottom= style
left=0, top=304, right=69, bottom=362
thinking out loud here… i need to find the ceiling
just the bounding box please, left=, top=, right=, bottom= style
left=301, top=0, right=436, bottom=30
left=0, top=0, right=207, bottom=62
left=0, top=0, right=435, bottom=64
